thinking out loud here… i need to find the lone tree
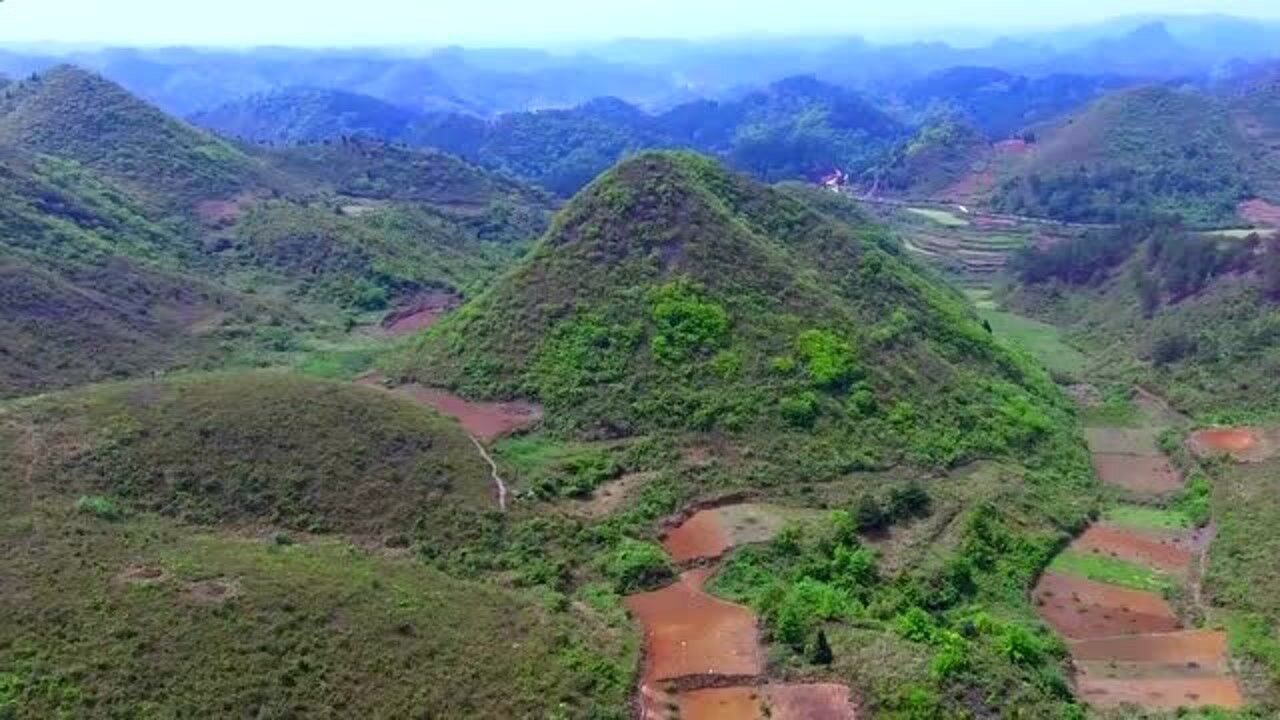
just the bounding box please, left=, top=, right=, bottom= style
left=809, top=629, right=834, bottom=665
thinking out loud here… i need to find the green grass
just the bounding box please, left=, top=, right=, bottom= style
left=905, top=207, right=970, bottom=227
left=978, top=309, right=1088, bottom=378
left=1049, top=550, right=1172, bottom=593
left=1103, top=504, right=1192, bottom=532
left=23, top=371, right=497, bottom=536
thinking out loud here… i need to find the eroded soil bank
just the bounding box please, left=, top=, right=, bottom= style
left=629, top=504, right=859, bottom=720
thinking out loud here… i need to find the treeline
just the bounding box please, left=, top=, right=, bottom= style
left=993, top=165, right=1248, bottom=226
left=1014, top=217, right=1263, bottom=304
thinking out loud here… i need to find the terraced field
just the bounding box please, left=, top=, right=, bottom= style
left=631, top=503, right=859, bottom=720
left=1034, top=392, right=1246, bottom=712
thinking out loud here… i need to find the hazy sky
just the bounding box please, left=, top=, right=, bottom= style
left=3, top=0, right=1280, bottom=47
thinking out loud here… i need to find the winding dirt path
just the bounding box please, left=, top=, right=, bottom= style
left=469, top=434, right=508, bottom=512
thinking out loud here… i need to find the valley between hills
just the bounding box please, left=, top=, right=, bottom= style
left=6, top=21, right=1280, bottom=718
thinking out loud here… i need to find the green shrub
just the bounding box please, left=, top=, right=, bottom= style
left=648, top=281, right=730, bottom=365
left=887, top=483, right=932, bottom=522
left=75, top=495, right=122, bottom=521
left=600, top=539, right=673, bottom=594
left=779, top=392, right=819, bottom=428
left=795, top=329, right=860, bottom=389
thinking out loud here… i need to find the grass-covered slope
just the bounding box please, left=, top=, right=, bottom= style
left=0, top=67, right=554, bottom=396
left=994, top=86, right=1255, bottom=225
left=26, top=373, right=496, bottom=534
left=0, top=65, right=267, bottom=208
left=0, top=372, right=631, bottom=718
left=396, top=151, right=1069, bottom=468
left=1003, top=224, right=1280, bottom=421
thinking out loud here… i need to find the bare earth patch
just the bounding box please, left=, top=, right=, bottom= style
left=1033, top=572, right=1178, bottom=640
left=1070, top=629, right=1230, bottom=667
left=673, top=683, right=859, bottom=720
left=184, top=578, right=240, bottom=605
left=1188, top=427, right=1277, bottom=463
left=661, top=510, right=734, bottom=566
left=1240, top=198, right=1280, bottom=228
left=380, top=292, right=461, bottom=337
left=1076, top=676, right=1243, bottom=710
left=1085, top=428, right=1162, bottom=457
left=1073, top=525, right=1193, bottom=574
left=357, top=375, right=542, bottom=442
left=1091, top=454, right=1183, bottom=495
left=625, top=567, right=763, bottom=687
left=114, top=565, right=170, bottom=587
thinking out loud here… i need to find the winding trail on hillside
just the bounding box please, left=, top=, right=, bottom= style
left=469, top=434, right=508, bottom=512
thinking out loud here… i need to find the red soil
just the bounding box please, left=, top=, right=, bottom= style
left=1188, top=427, right=1262, bottom=459
left=1033, top=572, right=1179, bottom=640
left=1076, top=676, right=1244, bottom=710
left=1074, top=525, right=1193, bottom=574
left=674, top=684, right=858, bottom=720
left=1070, top=630, right=1229, bottom=667
left=1240, top=198, right=1280, bottom=228
left=357, top=376, right=542, bottom=442
left=766, top=684, right=859, bottom=720
left=398, top=386, right=542, bottom=442
left=1091, top=453, right=1183, bottom=495
left=662, top=510, right=733, bottom=564
left=381, top=292, right=460, bottom=336
left=626, top=567, right=764, bottom=686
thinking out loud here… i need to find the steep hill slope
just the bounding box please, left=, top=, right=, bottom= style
left=993, top=86, right=1256, bottom=225
left=0, top=67, right=552, bottom=397
left=0, top=65, right=269, bottom=209
left=397, top=151, right=1065, bottom=468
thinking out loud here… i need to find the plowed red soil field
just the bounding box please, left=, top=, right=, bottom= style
left=662, top=510, right=733, bottom=564
left=1033, top=572, right=1178, bottom=640
left=1070, top=630, right=1230, bottom=667
left=674, top=684, right=859, bottom=720
left=1091, top=454, right=1183, bottom=495
left=1076, top=676, right=1244, bottom=710
left=396, top=386, right=541, bottom=441
left=625, top=567, right=763, bottom=685
left=1073, top=525, right=1193, bottom=574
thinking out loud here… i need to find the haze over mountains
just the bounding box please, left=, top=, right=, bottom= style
left=7, top=7, right=1280, bottom=720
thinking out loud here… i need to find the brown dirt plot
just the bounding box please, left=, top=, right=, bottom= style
left=1074, top=525, right=1193, bottom=574
left=662, top=509, right=734, bottom=564
left=1070, top=630, right=1230, bottom=667
left=1188, top=427, right=1276, bottom=462
left=625, top=567, right=764, bottom=686
left=357, top=376, right=543, bottom=442
left=1033, top=572, right=1178, bottom=640
left=380, top=292, right=460, bottom=336
left=672, top=684, right=859, bottom=720
left=1091, top=454, right=1183, bottom=495
left=1076, top=676, right=1244, bottom=710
